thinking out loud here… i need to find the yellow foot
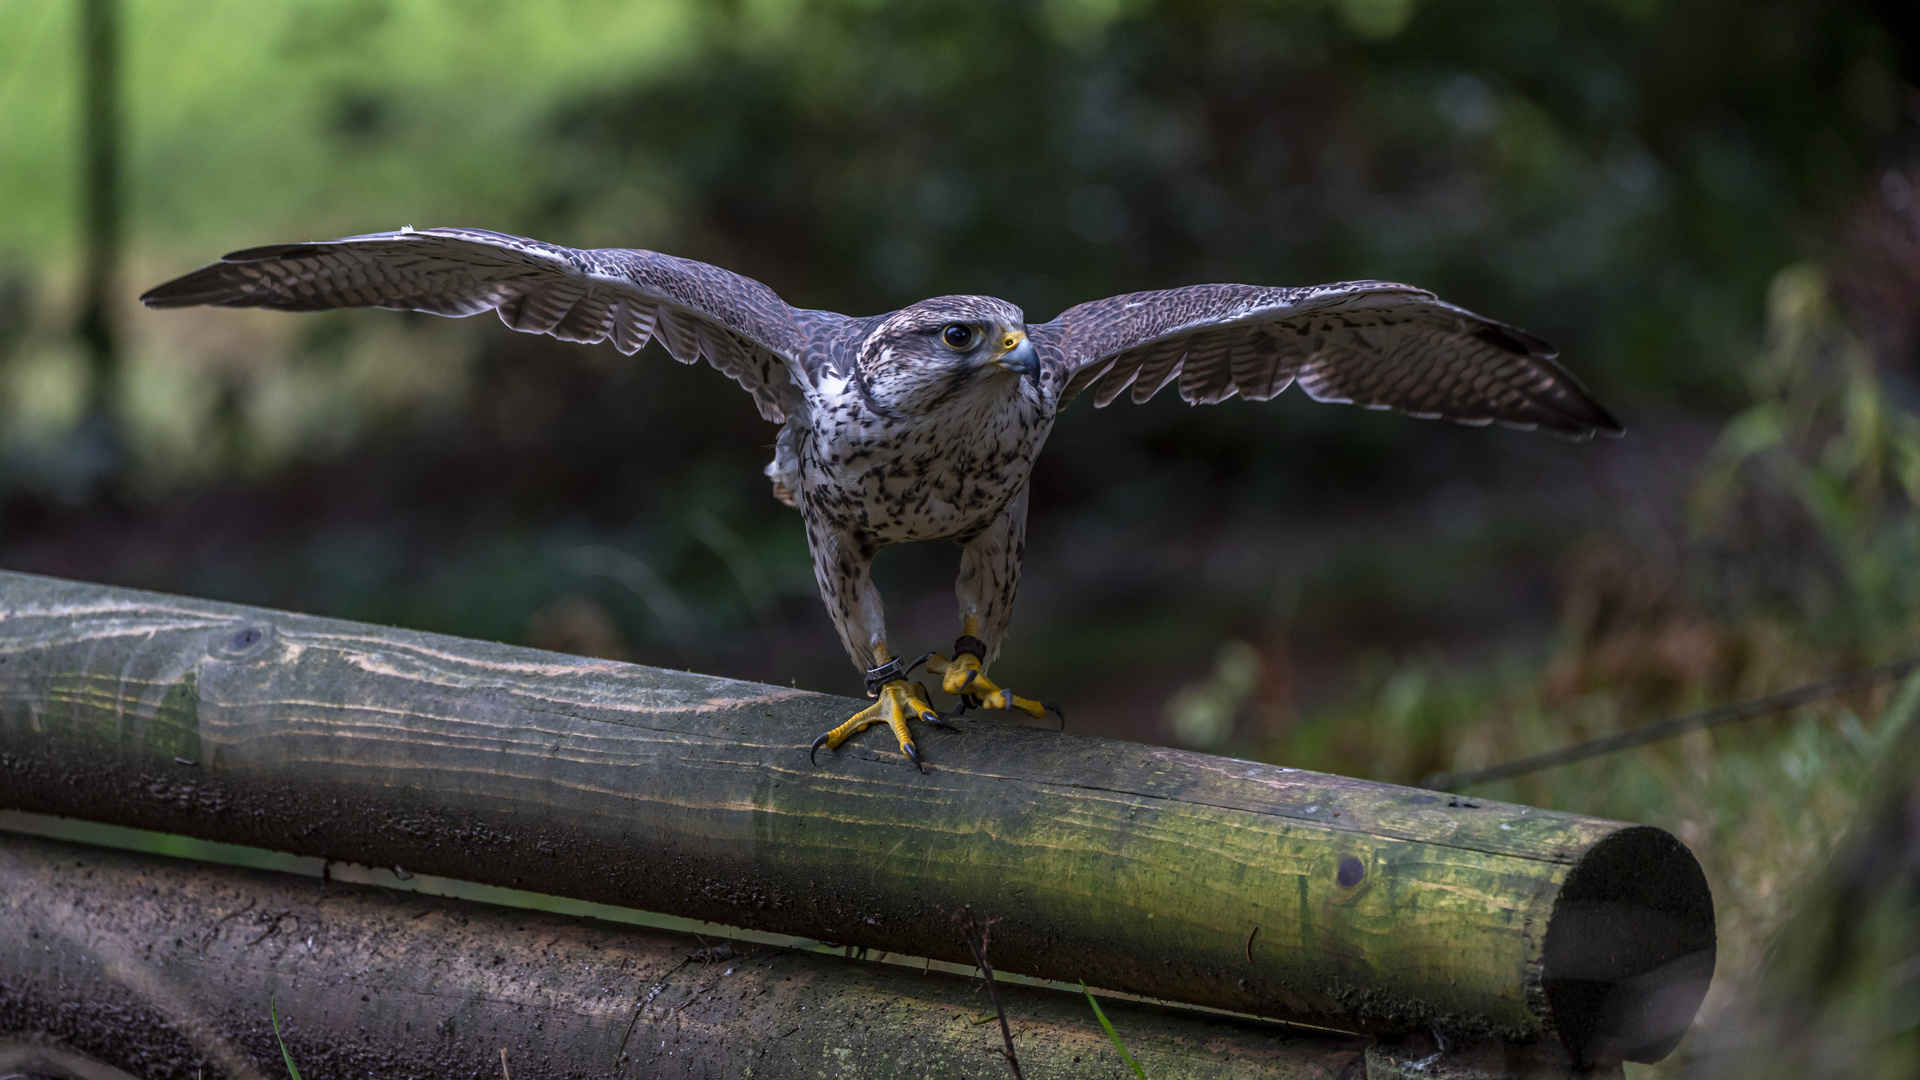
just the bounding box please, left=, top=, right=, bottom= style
left=925, top=637, right=1065, bottom=729
left=809, top=679, right=951, bottom=772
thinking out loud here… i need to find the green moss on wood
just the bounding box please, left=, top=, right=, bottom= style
left=0, top=569, right=1712, bottom=1062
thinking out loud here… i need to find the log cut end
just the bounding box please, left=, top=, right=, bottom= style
left=1543, top=825, right=1715, bottom=1068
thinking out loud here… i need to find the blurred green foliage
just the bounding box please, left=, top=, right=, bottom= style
left=0, top=0, right=1908, bottom=673
left=1253, top=263, right=1920, bottom=1077
left=2, top=0, right=1907, bottom=429
left=1692, top=264, right=1920, bottom=646
left=538, top=0, right=1904, bottom=407
left=0, top=0, right=699, bottom=255
left=1695, top=673, right=1920, bottom=1080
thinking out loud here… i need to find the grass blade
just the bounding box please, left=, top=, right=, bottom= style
left=270, top=996, right=303, bottom=1080
left=1080, top=981, right=1147, bottom=1079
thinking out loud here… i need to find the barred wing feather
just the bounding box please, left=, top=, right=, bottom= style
left=1035, top=281, right=1622, bottom=440
left=140, top=227, right=806, bottom=423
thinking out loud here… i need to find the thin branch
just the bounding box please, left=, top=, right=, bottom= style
left=1424, top=655, right=1920, bottom=790
left=953, top=904, right=1022, bottom=1080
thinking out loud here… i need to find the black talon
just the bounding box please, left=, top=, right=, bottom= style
left=903, top=740, right=925, bottom=773
left=1045, top=702, right=1066, bottom=731
left=902, top=651, right=934, bottom=678
left=809, top=732, right=831, bottom=765
left=914, top=682, right=960, bottom=730
left=938, top=695, right=979, bottom=722
left=917, top=687, right=960, bottom=730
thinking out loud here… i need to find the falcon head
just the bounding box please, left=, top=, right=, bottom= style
left=857, top=295, right=1041, bottom=414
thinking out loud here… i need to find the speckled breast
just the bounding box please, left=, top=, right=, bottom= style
left=804, top=393, right=1052, bottom=544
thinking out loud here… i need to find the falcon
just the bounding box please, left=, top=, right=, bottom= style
left=142, top=227, right=1621, bottom=771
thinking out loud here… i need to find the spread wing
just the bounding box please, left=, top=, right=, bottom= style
left=1031, top=281, right=1622, bottom=439
left=141, top=227, right=813, bottom=423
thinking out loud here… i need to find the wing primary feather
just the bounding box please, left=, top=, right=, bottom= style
left=1059, top=355, right=1117, bottom=407
left=610, top=301, right=656, bottom=355
left=1091, top=349, right=1149, bottom=408
left=1129, top=338, right=1190, bottom=405
left=1229, top=329, right=1278, bottom=401
left=549, top=289, right=616, bottom=344
left=657, top=309, right=701, bottom=363
left=141, top=227, right=811, bottom=426
left=506, top=281, right=587, bottom=334
left=1178, top=332, right=1237, bottom=404
left=695, top=322, right=742, bottom=373
left=1473, top=322, right=1555, bottom=358
left=1037, top=280, right=1620, bottom=439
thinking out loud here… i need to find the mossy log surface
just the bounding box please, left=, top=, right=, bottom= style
left=0, top=832, right=1364, bottom=1079
left=0, top=571, right=1713, bottom=1066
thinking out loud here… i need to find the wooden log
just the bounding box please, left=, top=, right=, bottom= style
left=0, top=831, right=1366, bottom=1079
left=0, top=571, right=1714, bottom=1068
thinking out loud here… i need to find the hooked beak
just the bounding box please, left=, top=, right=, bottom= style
left=992, top=331, right=1040, bottom=386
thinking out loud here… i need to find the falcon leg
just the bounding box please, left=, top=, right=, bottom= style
left=927, top=632, right=1064, bottom=728
left=800, top=521, right=954, bottom=769
left=926, top=490, right=1064, bottom=728
left=808, top=648, right=948, bottom=772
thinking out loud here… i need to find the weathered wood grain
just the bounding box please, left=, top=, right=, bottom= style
left=0, top=571, right=1713, bottom=1066
left=0, top=831, right=1366, bottom=1079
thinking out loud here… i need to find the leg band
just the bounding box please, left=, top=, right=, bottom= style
left=864, top=658, right=904, bottom=696
left=865, top=652, right=933, bottom=696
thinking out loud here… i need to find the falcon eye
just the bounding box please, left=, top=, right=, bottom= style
left=940, top=324, right=975, bottom=350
